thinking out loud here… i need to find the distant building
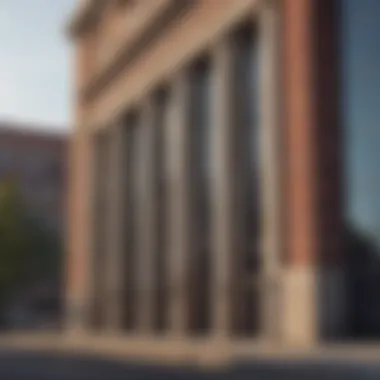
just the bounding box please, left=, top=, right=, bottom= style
left=0, top=121, right=68, bottom=330
left=0, top=121, right=67, bottom=235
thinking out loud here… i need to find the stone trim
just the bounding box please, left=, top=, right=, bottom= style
left=67, top=0, right=106, bottom=38
left=80, top=0, right=191, bottom=102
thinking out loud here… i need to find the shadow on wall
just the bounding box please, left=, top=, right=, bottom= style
left=345, top=224, right=380, bottom=339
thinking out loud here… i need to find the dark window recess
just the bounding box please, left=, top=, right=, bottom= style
left=188, top=57, right=212, bottom=335
left=152, top=88, right=170, bottom=333
left=121, top=112, right=140, bottom=331
left=231, top=23, right=260, bottom=336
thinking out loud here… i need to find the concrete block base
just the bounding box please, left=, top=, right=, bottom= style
left=280, top=267, right=346, bottom=346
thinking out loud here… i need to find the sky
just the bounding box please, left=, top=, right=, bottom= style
left=0, top=0, right=75, bottom=131
left=342, top=0, right=380, bottom=239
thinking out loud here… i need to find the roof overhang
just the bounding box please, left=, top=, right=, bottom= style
left=66, top=0, right=106, bottom=39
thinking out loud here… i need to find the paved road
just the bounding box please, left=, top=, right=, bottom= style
left=0, top=350, right=380, bottom=379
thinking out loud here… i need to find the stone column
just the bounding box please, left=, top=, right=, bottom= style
left=257, top=0, right=282, bottom=340
left=90, top=131, right=110, bottom=331
left=66, top=126, right=94, bottom=334
left=210, top=37, right=235, bottom=338
left=136, top=99, right=156, bottom=333
left=167, top=71, right=190, bottom=335
left=104, top=122, right=124, bottom=332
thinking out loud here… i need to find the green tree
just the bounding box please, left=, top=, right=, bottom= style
left=0, top=181, right=61, bottom=307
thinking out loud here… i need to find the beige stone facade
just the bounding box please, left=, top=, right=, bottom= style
left=66, top=0, right=344, bottom=350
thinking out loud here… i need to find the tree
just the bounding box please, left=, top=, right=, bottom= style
left=0, top=181, right=61, bottom=307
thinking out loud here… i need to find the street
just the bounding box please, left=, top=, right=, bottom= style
left=0, top=350, right=380, bottom=380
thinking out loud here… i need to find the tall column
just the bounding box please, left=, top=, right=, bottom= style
left=136, top=99, right=156, bottom=333
left=210, top=37, right=235, bottom=337
left=167, top=71, right=190, bottom=334
left=257, top=0, right=282, bottom=340
left=66, top=25, right=96, bottom=334
left=104, top=123, right=124, bottom=331
left=90, top=131, right=110, bottom=331
left=66, top=126, right=93, bottom=333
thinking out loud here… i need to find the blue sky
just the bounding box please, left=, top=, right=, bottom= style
left=0, top=0, right=75, bottom=131
left=342, top=0, right=380, bottom=237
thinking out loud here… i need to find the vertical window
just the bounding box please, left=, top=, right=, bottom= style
left=188, top=57, right=212, bottom=334
left=232, top=23, right=260, bottom=335
left=122, top=112, right=140, bottom=330
left=152, top=88, right=170, bottom=332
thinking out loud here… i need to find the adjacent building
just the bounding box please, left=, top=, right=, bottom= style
left=0, top=122, right=68, bottom=329
left=66, top=0, right=380, bottom=348
left=0, top=122, right=67, bottom=234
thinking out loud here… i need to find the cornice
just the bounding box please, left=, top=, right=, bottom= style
left=80, top=0, right=191, bottom=101
left=67, top=0, right=107, bottom=38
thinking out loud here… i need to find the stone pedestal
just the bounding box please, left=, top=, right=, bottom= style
left=280, top=268, right=346, bottom=346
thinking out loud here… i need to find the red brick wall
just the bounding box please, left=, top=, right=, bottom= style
left=282, top=0, right=342, bottom=267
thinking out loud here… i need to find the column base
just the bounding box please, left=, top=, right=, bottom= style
left=260, top=273, right=282, bottom=341
left=279, top=267, right=346, bottom=346
left=65, top=296, right=90, bottom=334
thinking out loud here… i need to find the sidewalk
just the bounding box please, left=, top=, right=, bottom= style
left=1, top=333, right=380, bottom=368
